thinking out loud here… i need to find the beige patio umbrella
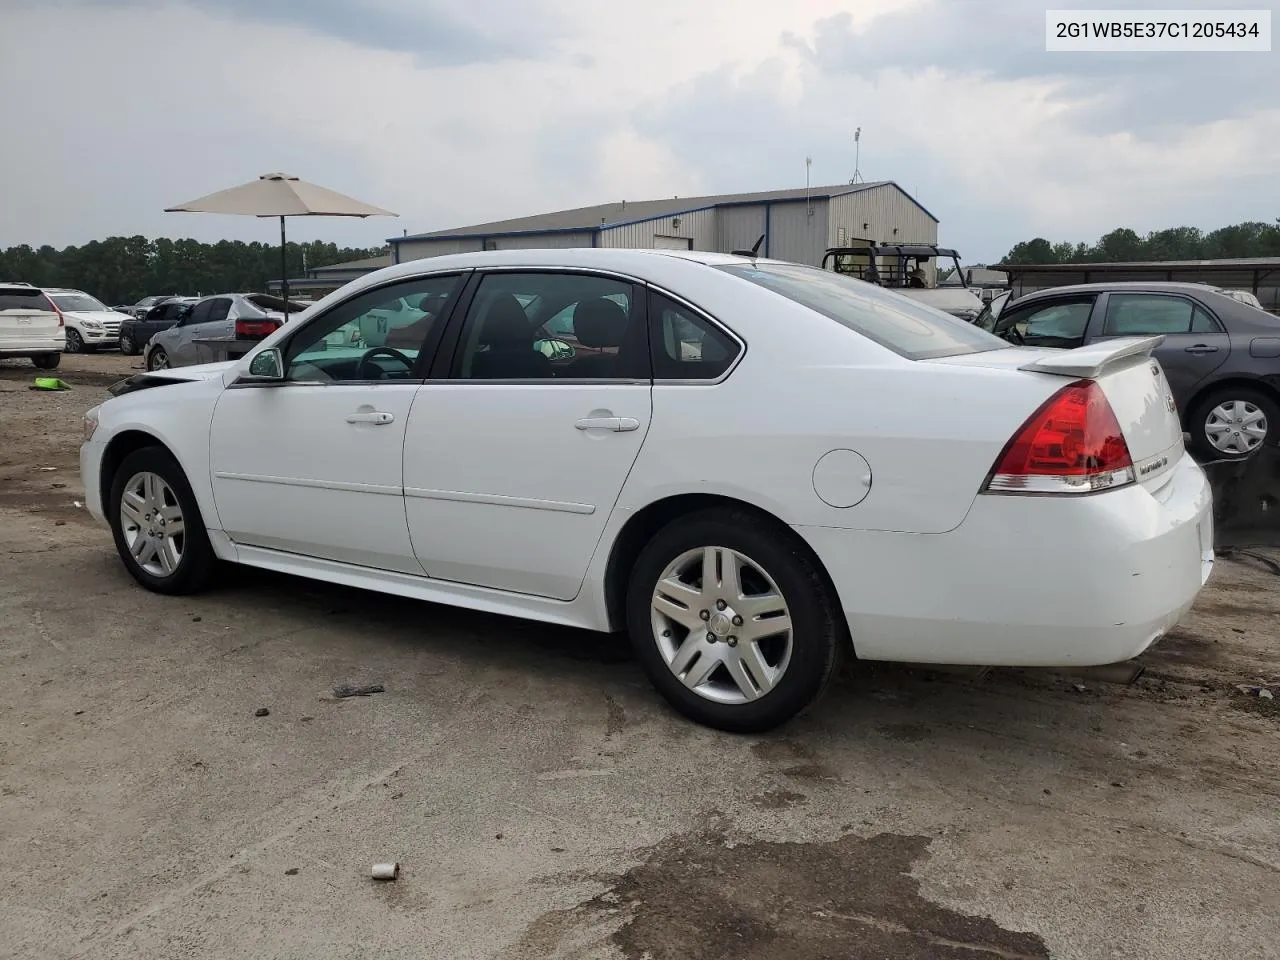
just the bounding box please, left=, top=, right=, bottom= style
left=165, top=172, right=397, bottom=304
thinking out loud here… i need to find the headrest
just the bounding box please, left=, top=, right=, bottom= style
left=573, top=297, right=629, bottom=349
left=479, top=294, right=533, bottom=348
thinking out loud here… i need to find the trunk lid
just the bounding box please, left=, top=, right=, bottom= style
left=933, top=338, right=1185, bottom=487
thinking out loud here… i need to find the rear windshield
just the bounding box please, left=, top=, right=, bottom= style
left=0, top=288, right=54, bottom=312
left=717, top=261, right=1005, bottom=360
left=50, top=293, right=108, bottom=312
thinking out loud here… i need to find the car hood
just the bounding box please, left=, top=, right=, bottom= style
left=107, top=360, right=237, bottom=397
left=63, top=310, right=130, bottom=324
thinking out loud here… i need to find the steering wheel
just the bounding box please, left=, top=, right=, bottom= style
left=356, top=346, right=413, bottom=380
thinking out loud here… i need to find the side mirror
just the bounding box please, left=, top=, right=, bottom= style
left=535, top=338, right=576, bottom=361
left=243, top=347, right=284, bottom=381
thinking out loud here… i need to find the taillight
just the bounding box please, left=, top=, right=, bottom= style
left=235, top=318, right=280, bottom=339
left=983, top=380, right=1135, bottom=495
left=50, top=301, right=65, bottom=327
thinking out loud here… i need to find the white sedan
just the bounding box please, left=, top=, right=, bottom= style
left=80, top=249, right=1213, bottom=731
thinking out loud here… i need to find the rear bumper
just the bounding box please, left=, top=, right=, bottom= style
left=798, top=452, right=1213, bottom=667
left=0, top=336, right=65, bottom=354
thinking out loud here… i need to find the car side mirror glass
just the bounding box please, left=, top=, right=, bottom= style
left=535, top=338, right=576, bottom=361
left=246, top=347, right=284, bottom=381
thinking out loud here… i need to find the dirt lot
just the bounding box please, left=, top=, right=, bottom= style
left=2, top=353, right=1279, bottom=960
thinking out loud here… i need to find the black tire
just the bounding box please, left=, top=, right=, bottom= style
left=146, top=347, right=168, bottom=371
left=65, top=328, right=84, bottom=353
left=1187, top=386, right=1278, bottom=461
left=32, top=353, right=61, bottom=370
left=625, top=508, right=845, bottom=733
left=107, top=446, right=217, bottom=595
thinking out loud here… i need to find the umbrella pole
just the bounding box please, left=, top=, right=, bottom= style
left=279, top=215, right=288, bottom=307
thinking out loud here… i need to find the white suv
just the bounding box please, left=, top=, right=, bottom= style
left=0, top=282, right=65, bottom=368
left=44, top=288, right=130, bottom=353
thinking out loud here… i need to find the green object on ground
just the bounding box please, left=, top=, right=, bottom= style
left=31, top=377, right=71, bottom=391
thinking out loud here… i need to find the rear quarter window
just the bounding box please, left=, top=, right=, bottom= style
left=717, top=262, right=1005, bottom=360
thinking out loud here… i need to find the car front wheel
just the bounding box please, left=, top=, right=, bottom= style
left=119, top=334, right=136, bottom=355
left=108, top=447, right=216, bottom=595
left=626, top=508, right=844, bottom=732
left=1189, top=386, right=1277, bottom=460
left=147, top=347, right=169, bottom=371
left=65, top=329, right=85, bottom=353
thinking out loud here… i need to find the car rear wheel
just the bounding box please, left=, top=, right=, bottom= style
left=32, top=353, right=61, bottom=370
left=1189, top=386, right=1277, bottom=460
left=65, top=329, right=85, bottom=353
left=626, top=508, right=844, bottom=732
left=147, top=347, right=169, bottom=371
left=108, top=447, right=216, bottom=595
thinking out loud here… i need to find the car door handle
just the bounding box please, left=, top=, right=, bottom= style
left=575, top=417, right=640, bottom=432
left=1184, top=344, right=1219, bottom=354
left=346, top=411, right=395, bottom=425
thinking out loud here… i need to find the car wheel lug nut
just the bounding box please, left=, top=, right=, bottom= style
left=727, top=636, right=737, bottom=647
left=699, top=610, right=710, bottom=621
left=732, top=615, right=743, bottom=626
left=716, top=600, right=726, bottom=611
left=706, top=632, right=716, bottom=642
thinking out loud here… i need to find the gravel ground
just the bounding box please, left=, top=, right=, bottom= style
left=2, top=352, right=1278, bottom=960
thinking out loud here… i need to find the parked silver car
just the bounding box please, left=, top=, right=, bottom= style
left=144, top=293, right=306, bottom=370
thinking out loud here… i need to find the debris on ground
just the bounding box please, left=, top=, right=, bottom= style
left=1236, top=684, right=1275, bottom=699
left=284, top=867, right=299, bottom=876
left=254, top=707, right=270, bottom=717
left=371, top=862, right=400, bottom=881
left=332, top=682, right=385, bottom=698
left=29, top=377, right=71, bottom=392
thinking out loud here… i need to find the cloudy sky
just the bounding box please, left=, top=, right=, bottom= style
left=4, top=0, right=1277, bottom=262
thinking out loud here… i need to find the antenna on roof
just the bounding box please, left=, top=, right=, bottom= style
left=851, top=127, right=864, bottom=184
left=731, top=234, right=766, bottom=259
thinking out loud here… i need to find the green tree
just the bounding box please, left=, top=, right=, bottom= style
left=0, top=236, right=386, bottom=304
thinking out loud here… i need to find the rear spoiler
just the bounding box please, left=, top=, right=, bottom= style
left=1018, top=336, right=1164, bottom=379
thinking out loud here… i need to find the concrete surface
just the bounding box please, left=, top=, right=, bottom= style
left=2, top=354, right=1278, bottom=959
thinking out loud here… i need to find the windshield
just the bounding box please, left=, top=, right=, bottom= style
left=51, top=293, right=108, bottom=312
left=718, top=262, right=1005, bottom=360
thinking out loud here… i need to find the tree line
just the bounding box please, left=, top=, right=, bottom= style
left=1000, top=220, right=1280, bottom=266
left=0, top=237, right=387, bottom=305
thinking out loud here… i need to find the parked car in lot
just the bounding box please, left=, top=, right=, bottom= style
left=82, top=250, right=1212, bottom=731
left=144, top=293, right=305, bottom=370
left=978, top=282, right=1280, bottom=460
left=124, top=295, right=179, bottom=319
left=0, top=281, right=65, bottom=368
left=44, top=289, right=131, bottom=353
left=119, top=297, right=196, bottom=355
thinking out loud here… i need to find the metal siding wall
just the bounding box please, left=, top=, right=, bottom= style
left=766, top=199, right=829, bottom=266
left=717, top=205, right=767, bottom=252
left=493, top=232, right=594, bottom=250
left=828, top=185, right=938, bottom=248
left=600, top=208, right=716, bottom=250
left=394, top=238, right=484, bottom=261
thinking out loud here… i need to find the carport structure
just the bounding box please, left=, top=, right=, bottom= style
left=998, top=257, right=1280, bottom=312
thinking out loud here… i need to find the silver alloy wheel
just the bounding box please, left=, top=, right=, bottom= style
left=1205, top=400, right=1267, bottom=456
left=119, top=471, right=186, bottom=578
left=65, top=329, right=83, bottom=353
left=650, top=545, right=793, bottom=705
left=149, top=349, right=169, bottom=370
left=120, top=336, right=133, bottom=354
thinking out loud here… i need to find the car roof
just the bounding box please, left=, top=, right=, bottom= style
left=1014, top=281, right=1223, bottom=298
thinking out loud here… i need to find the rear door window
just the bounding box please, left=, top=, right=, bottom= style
left=1102, top=294, right=1220, bottom=335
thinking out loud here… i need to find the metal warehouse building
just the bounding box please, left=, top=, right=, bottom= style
left=389, top=181, right=938, bottom=268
